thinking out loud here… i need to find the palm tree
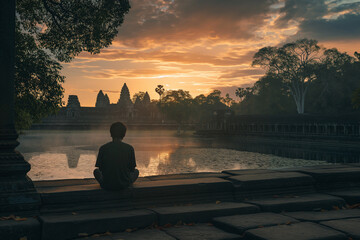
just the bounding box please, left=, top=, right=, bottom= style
left=155, top=85, right=165, bottom=102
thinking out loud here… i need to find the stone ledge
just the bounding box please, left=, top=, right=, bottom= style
left=0, top=218, right=41, bottom=240
left=320, top=218, right=360, bottom=239
left=213, top=212, right=298, bottom=234
left=39, top=209, right=156, bottom=240
left=150, top=202, right=259, bottom=225
left=283, top=209, right=360, bottom=222
left=246, top=193, right=346, bottom=212
left=244, top=222, right=347, bottom=240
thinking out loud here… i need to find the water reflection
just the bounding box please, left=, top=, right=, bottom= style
left=66, top=151, right=80, bottom=168
left=18, top=130, right=344, bottom=181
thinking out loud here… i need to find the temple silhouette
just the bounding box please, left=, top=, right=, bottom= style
left=38, top=83, right=161, bottom=128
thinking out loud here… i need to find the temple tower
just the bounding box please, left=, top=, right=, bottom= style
left=66, top=95, right=81, bottom=118
left=117, top=83, right=133, bottom=107
left=95, top=90, right=110, bottom=108
left=143, top=92, right=151, bottom=105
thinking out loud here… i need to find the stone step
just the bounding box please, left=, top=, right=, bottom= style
left=222, top=169, right=277, bottom=176
left=283, top=209, right=360, bottom=222
left=0, top=218, right=41, bottom=240
left=163, top=224, right=241, bottom=240
left=38, top=177, right=236, bottom=212
left=132, top=177, right=235, bottom=207
left=146, top=172, right=229, bottom=181
left=149, top=202, right=259, bottom=225
left=246, top=193, right=346, bottom=212
left=74, top=229, right=177, bottom=240
left=212, top=212, right=298, bottom=234
left=324, top=188, right=360, bottom=205
left=244, top=222, right=347, bottom=240
left=229, top=172, right=315, bottom=198
left=295, top=168, right=360, bottom=189
left=320, top=218, right=360, bottom=240
left=39, top=209, right=156, bottom=240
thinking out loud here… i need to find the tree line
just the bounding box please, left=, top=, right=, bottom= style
left=235, top=39, right=360, bottom=115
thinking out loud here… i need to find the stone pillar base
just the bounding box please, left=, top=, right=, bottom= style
left=0, top=130, right=41, bottom=216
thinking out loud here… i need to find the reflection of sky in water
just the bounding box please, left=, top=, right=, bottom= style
left=19, top=130, right=330, bottom=180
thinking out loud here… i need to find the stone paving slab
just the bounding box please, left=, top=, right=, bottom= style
left=296, top=168, right=360, bottom=186
left=277, top=164, right=348, bottom=172
left=283, top=209, right=360, bottom=222
left=222, top=169, right=277, bottom=176
left=150, top=202, right=259, bottom=225
left=246, top=193, right=346, bottom=212
left=74, top=229, right=176, bottom=240
left=229, top=172, right=314, bottom=190
left=39, top=209, right=156, bottom=240
left=244, top=222, right=347, bottom=240
left=34, top=177, right=149, bottom=188
left=0, top=218, right=41, bottom=240
left=132, top=178, right=234, bottom=206
left=163, top=224, right=241, bottom=240
left=212, top=212, right=298, bottom=234
left=320, top=218, right=360, bottom=239
left=325, top=189, right=360, bottom=205
left=146, top=172, right=229, bottom=181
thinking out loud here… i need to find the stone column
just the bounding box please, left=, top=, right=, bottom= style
left=0, top=0, right=40, bottom=214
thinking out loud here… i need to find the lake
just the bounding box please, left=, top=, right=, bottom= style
left=18, top=130, right=330, bottom=180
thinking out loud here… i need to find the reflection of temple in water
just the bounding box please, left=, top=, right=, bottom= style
left=37, top=83, right=162, bottom=128
left=66, top=151, right=80, bottom=168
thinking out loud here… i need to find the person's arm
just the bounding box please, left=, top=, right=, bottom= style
left=95, top=146, right=103, bottom=170
left=129, top=146, right=136, bottom=172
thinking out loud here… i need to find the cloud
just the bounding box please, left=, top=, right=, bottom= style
left=78, top=47, right=256, bottom=66
left=219, top=68, right=265, bottom=79
left=116, top=0, right=278, bottom=47
left=276, top=0, right=360, bottom=41
left=297, top=13, right=360, bottom=41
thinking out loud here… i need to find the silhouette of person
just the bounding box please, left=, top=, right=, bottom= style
left=94, top=122, right=139, bottom=190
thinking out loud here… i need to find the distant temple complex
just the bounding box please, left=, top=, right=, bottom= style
left=37, top=84, right=162, bottom=128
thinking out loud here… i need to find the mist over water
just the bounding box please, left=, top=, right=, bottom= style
left=18, top=130, right=330, bottom=180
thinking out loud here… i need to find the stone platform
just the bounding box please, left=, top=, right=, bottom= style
left=1, top=164, right=360, bottom=240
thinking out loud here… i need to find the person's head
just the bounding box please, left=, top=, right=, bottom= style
left=110, top=122, right=127, bottom=140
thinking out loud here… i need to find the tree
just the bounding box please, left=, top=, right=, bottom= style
left=352, top=88, right=360, bottom=109
left=235, top=87, right=252, bottom=102
left=307, top=48, right=360, bottom=114
left=15, top=0, right=131, bottom=129
left=253, top=39, right=322, bottom=114
left=155, top=85, right=165, bottom=102
left=222, top=94, right=234, bottom=107
left=160, top=90, right=193, bottom=132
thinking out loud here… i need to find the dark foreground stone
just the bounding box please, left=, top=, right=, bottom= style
left=151, top=202, right=259, bottom=225
left=0, top=218, right=41, bottom=240
left=39, top=209, right=156, bottom=240
left=213, top=212, right=298, bottom=234
left=283, top=209, right=360, bottom=222
left=222, top=169, right=277, bottom=176
left=244, top=222, right=347, bottom=240
left=296, top=168, right=360, bottom=189
left=230, top=172, right=315, bottom=198
left=246, top=193, right=346, bottom=212
left=163, top=224, right=241, bottom=240
left=146, top=172, right=229, bottom=181
left=75, top=229, right=176, bottom=240
left=320, top=218, right=360, bottom=240
left=132, top=177, right=234, bottom=206
left=325, top=188, right=360, bottom=205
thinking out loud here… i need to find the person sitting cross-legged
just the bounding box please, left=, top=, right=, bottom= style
left=94, top=122, right=139, bottom=190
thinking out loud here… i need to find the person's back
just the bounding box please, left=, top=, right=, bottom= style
left=94, top=122, right=139, bottom=190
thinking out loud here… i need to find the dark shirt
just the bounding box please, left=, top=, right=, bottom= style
left=95, top=140, right=136, bottom=189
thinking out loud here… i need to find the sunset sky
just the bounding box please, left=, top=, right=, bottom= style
left=62, top=0, right=360, bottom=106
